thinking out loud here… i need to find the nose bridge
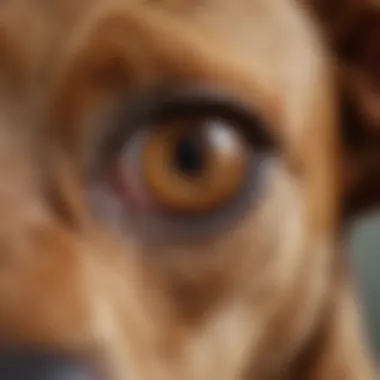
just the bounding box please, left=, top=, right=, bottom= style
left=0, top=204, right=93, bottom=352
left=0, top=135, right=121, bottom=379
left=0, top=103, right=136, bottom=377
left=0, top=100, right=89, bottom=348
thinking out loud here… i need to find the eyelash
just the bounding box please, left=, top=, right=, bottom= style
left=97, top=85, right=274, bottom=163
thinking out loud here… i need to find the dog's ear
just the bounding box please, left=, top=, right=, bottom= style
left=340, top=6, right=380, bottom=220
left=306, top=0, right=380, bottom=219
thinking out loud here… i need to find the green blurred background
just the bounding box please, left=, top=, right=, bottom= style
left=350, top=214, right=380, bottom=360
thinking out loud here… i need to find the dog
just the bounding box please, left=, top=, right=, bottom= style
left=0, top=0, right=378, bottom=379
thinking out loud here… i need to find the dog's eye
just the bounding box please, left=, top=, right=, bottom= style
left=90, top=86, right=274, bottom=239
left=120, top=118, right=249, bottom=214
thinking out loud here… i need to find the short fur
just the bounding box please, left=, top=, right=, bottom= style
left=0, top=0, right=379, bottom=379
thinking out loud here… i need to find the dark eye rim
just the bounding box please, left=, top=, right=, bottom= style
left=96, top=84, right=276, bottom=172
left=87, top=85, right=277, bottom=241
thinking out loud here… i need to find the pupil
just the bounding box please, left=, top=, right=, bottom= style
left=173, top=134, right=204, bottom=177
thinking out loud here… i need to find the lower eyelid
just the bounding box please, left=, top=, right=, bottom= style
left=89, top=166, right=261, bottom=245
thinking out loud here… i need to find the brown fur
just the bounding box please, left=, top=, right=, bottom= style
left=0, top=0, right=378, bottom=379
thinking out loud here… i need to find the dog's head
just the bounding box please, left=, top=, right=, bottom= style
left=0, top=0, right=378, bottom=379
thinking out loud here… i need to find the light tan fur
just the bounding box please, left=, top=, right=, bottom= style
left=0, top=0, right=378, bottom=379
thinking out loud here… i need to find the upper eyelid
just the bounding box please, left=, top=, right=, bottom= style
left=99, top=84, right=277, bottom=160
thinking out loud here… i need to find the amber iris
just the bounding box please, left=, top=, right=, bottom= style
left=141, top=119, right=249, bottom=214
